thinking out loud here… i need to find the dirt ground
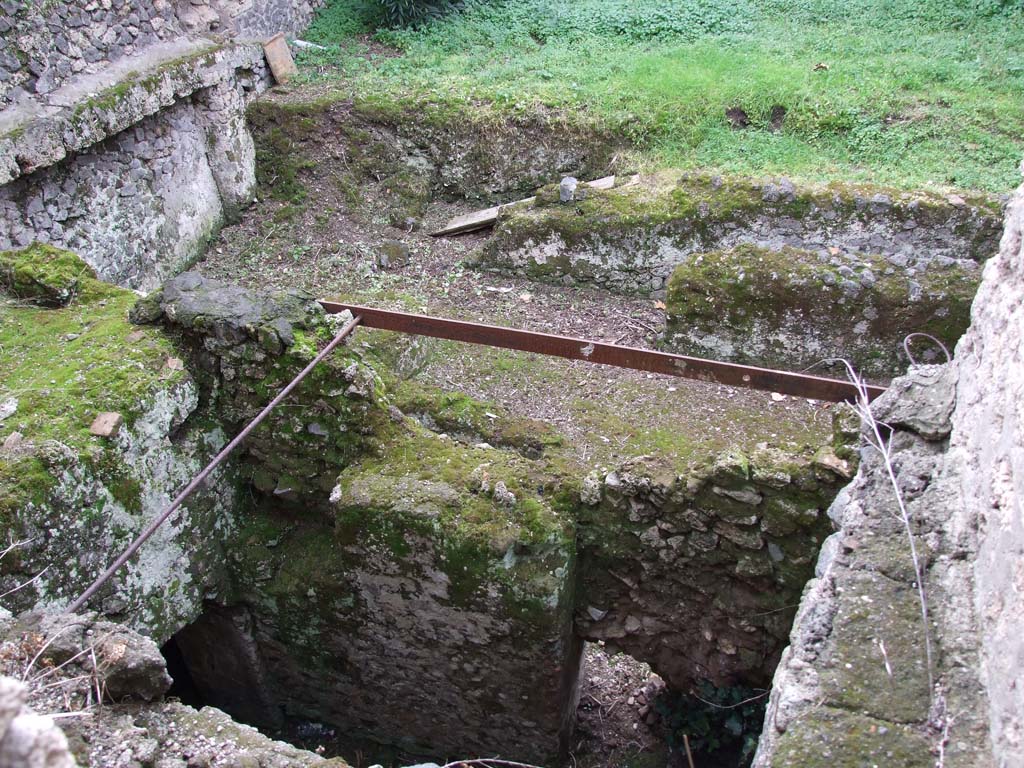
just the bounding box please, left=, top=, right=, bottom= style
left=572, top=643, right=673, bottom=768
left=196, top=160, right=838, bottom=472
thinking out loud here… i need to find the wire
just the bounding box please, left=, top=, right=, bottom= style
left=903, top=333, right=951, bottom=366
left=65, top=314, right=362, bottom=614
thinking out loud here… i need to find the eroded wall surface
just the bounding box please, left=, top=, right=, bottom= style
left=574, top=440, right=855, bottom=693
left=480, top=172, right=1002, bottom=377
left=0, top=82, right=258, bottom=289
left=949, top=171, right=1024, bottom=766
left=755, top=169, right=1024, bottom=767
left=0, top=0, right=321, bottom=290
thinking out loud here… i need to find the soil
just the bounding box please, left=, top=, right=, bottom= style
left=196, top=157, right=838, bottom=472
left=572, top=644, right=672, bottom=768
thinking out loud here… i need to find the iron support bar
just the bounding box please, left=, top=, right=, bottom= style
left=320, top=302, right=885, bottom=403
left=66, top=314, right=364, bottom=614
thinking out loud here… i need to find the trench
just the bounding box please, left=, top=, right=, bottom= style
left=135, top=97, right=996, bottom=766
left=160, top=609, right=763, bottom=768
left=1, top=71, right=998, bottom=768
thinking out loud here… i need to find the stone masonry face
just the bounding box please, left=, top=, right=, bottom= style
left=179, top=0, right=324, bottom=39
left=0, top=82, right=256, bottom=289
left=0, top=0, right=322, bottom=108
left=949, top=173, right=1024, bottom=767
left=0, top=0, right=186, bottom=108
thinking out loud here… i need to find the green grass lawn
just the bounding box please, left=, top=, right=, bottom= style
left=293, top=0, right=1023, bottom=193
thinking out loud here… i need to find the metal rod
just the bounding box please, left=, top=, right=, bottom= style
left=319, top=302, right=885, bottom=403
left=66, top=314, right=363, bottom=614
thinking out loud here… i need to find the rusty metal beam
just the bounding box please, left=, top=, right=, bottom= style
left=319, top=302, right=885, bottom=403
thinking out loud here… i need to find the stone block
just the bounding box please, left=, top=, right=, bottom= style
left=89, top=411, right=123, bottom=437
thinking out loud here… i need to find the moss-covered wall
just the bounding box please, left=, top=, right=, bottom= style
left=2, top=260, right=871, bottom=763
left=481, top=172, right=1001, bottom=296
left=246, top=90, right=625, bottom=210
left=138, top=271, right=583, bottom=764
left=478, top=171, right=998, bottom=378
left=0, top=245, right=241, bottom=641
left=664, top=243, right=976, bottom=378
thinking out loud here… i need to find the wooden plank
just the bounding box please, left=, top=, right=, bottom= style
left=319, top=301, right=886, bottom=403
left=587, top=175, right=617, bottom=191
left=431, top=201, right=522, bottom=237
left=263, top=33, right=298, bottom=85
left=431, top=175, right=619, bottom=237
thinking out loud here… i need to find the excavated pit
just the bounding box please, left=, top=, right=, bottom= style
left=98, top=263, right=855, bottom=767
left=0, top=80, right=1009, bottom=768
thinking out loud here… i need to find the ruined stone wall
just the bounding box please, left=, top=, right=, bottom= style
left=753, top=366, right=993, bottom=767
left=483, top=172, right=1003, bottom=297
left=575, top=435, right=855, bottom=693
left=0, top=247, right=242, bottom=643
left=479, top=172, right=1002, bottom=377
left=0, top=84, right=255, bottom=289
left=0, top=0, right=320, bottom=108
left=0, top=42, right=268, bottom=289
left=134, top=272, right=582, bottom=765
left=948, top=172, right=1024, bottom=766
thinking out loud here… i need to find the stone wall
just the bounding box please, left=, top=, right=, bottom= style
left=478, top=171, right=1002, bottom=378
left=0, top=247, right=241, bottom=643
left=0, top=0, right=323, bottom=291
left=575, top=433, right=855, bottom=693
left=135, top=272, right=582, bottom=765
left=482, top=172, right=1003, bottom=297
left=1, top=86, right=254, bottom=289
left=755, top=169, right=1024, bottom=767
left=947, top=170, right=1024, bottom=766
left=664, top=243, right=976, bottom=378
left=0, top=0, right=319, bottom=108
left=753, top=366, right=993, bottom=767
left=0, top=43, right=267, bottom=289
left=178, top=0, right=324, bottom=39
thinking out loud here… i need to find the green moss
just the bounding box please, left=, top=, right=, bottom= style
left=0, top=243, right=100, bottom=306
left=0, top=250, right=192, bottom=567
left=663, top=242, right=977, bottom=375
left=0, top=456, right=55, bottom=536
left=771, top=707, right=933, bottom=767
left=486, top=170, right=1000, bottom=292
left=329, top=421, right=572, bottom=609
left=0, top=250, right=187, bottom=452
left=819, top=571, right=932, bottom=723
left=254, top=126, right=313, bottom=203
left=392, top=379, right=562, bottom=458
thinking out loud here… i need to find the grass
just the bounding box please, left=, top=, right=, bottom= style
left=293, top=0, right=1024, bottom=192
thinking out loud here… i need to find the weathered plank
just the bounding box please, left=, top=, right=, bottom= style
left=263, top=33, right=298, bottom=84
left=431, top=175, right=619, bottom=237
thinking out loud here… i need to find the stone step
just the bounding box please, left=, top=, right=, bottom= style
left=0, top=39, right=266, bottom=185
